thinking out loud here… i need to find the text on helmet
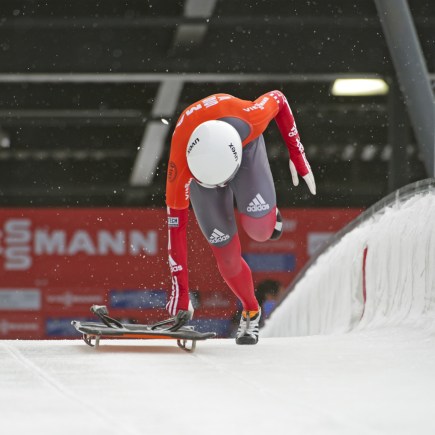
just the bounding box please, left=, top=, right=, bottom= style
left=228, top=143, right=239, bottom=162
left=187, top=137, right=200, bottom=155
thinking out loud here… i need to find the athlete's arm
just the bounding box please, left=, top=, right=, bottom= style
left=165, top=123, right=193, bottom=315
left=166, top=206, right=191, bottom=315
left=268, top=90, right=316, bottom=195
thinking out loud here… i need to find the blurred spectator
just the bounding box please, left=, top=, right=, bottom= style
left=256, top=279, right=284, bottom=325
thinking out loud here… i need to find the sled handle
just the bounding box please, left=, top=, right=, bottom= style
left=90, top=305, right=123, bottom=329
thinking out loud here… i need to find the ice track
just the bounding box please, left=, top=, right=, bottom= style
left=1, top=328, right=435, bottom=435
left=3, top=182, right=435, bottom=434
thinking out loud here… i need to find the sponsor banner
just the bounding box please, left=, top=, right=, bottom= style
left=0, top=209, right=163, bottom=288
left=0, top=208, right=223, bottom=292
left=0, top=288, right=41, bottom=310
left=46, top=317, right=90, bottom=338
left=0, top=313, right=43, bottom=338
left=0, top=207, right=361, bottom=339
left=190, top=319, right=233, bottom=337
left=239, top=208, right=362, bottom=289
left=200, top=291, right=237, bottom=310
left=109, top=289, right=167, bottom=310
left=243, top=254, right=296, bottom=272
left=44, top=288, right=106, bottom=311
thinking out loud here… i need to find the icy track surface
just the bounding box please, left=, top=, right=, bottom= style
left=2, top=331, right=435, bottom=435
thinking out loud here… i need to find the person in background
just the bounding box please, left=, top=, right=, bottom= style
left=165, top=90, right=316, bottom=344
left=256, top=279, right=284, bottom=327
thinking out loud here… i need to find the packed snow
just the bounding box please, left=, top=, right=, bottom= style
left=263, top=189, right=435, bottom=336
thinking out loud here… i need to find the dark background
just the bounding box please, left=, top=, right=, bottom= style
left=0, top=0, right=433, bottom=208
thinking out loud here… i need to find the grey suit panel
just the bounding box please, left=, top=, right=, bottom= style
left=190, top=134, right=276, bottom=247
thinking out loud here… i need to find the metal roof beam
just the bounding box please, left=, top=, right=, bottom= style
left=0, top=72, right=393, bottom=83
left=0, top=16, right=393, bottom=29
left=129, top=80, right=183, bottom=186
left=171, top=0, right=216, bottom=49
left=375, top=0, right=435, bottom=177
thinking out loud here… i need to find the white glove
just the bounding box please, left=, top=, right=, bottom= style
left=289, top=160, right=316, bottom=195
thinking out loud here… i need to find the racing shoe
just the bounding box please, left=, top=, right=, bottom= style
left=269, top=208, right=283, bottom=240
left=236, top=309, right=261, bottom=345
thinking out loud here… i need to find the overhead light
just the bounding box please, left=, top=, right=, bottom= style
left=161, top=118, right=169, bottom=125
left=0, top=127, right=10, bottom=148
left=331, top=78, right=389, bottom=96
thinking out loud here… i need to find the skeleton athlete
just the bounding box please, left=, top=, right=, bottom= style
left=165, top=90, right=316, bottom=344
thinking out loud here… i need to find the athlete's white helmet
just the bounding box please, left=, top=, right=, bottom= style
left=186, top=120, right=243, bottom=188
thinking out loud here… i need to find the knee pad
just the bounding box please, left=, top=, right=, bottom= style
left=240, top=208, right=277, bottom=242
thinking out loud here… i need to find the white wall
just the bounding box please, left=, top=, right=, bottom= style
left=263, top=190, right=435, bottom=337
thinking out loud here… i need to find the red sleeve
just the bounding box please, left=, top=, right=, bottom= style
left=165, top=125, right=193, bottom=210
left=166, top=206, right=190, bottom=315
left=270, top=90, right=311, bottom=177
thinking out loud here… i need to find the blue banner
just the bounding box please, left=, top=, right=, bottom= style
left=243, top=253, right=296, bottom=272
left=109, top=289, right=167, bottom=309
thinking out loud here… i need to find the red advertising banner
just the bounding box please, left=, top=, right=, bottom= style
left=239, top=208, right=362, bottom=285
left=0, top=207, right=361, bottom=338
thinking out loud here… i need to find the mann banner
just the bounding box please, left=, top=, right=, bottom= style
left=0, top=207, right=361, bottom=338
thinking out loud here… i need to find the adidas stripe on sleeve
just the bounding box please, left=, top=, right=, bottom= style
left=270, top=90, right=311, bottom=177
left=166, top=207, right=191, bottom=315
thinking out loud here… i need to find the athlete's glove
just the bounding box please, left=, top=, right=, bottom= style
left=289, top=159, right=316, bottom=195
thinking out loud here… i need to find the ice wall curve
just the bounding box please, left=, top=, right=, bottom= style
left=263, top=179, right=435, bottom=337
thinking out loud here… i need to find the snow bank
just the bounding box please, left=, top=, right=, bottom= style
left=263, top=180, right=435, bottom=337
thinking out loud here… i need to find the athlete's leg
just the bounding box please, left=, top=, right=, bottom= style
left=190, top=181, right=259, bottom=311
left=230, top=135, right=282, bottom=242
left=239, top=208, right=277, bottom=242
left=209, top=235, right=258, bottom=311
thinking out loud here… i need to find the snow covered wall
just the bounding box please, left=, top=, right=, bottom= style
left=263, top=179, right=435, bottom=337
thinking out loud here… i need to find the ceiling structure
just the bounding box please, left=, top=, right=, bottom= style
left=0, top=0, right=433, bottom=207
